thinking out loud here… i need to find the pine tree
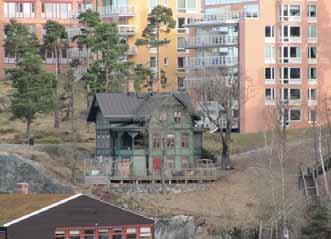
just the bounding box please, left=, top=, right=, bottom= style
left=135, top=5, right=176, bottom=88
left=43, top=20, right=68, bottom=128
left=6, top=51, right=55, bottom=141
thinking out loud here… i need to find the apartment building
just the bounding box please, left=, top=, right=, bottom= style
left=0, top=0, right=201, bottom=92
left=183, top=0, right=331, bottom=133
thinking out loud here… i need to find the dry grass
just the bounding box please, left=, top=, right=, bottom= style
left=0, top=194, right=69, bottom=225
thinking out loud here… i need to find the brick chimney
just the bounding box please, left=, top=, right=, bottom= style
left=127, top=79, right=135, bottom=94
left=152, top=80, right=159, bottom=93
left=17, top=183, right=29, bottom=194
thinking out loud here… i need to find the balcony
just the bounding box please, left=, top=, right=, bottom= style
left=99, top=5, right=135, bottom=17
left=184, top=35, right=238, bottom=49
left=67, top=27, right=82, bottom=39
left=126, top=46, right=137, bottom=56
left=118, top=25, right=136, bottom=36
left=185, top=56, right=238, bottom=69
left=279, top=58, right=302, bottom=64
left=185, top=11, right=243, bottom=27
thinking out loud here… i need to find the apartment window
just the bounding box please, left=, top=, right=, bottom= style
left=150, top=56, right=157, bottom=68
left=178, top=77, right=185, bottom=88
left=55, top=230, right=65, bottom=239
left=281, top=88, right=301, bottom=101
left=177, top=0, right=196, bottom=13
left=177, top=17, right=186, bottom=31
left=308, top=5, right=317, bottom=18
left=177, top=37, right=185, bottom=52
left=264, top=46, right=275, bottom=63
left=127, top=228, right=137, bottom=239
left=280, top=46, right=301, bottom=63
left=308, top=25, right=317, bottom=39
left=308, top=47, right=317, bottom=59
left=164, top=57, right=168, bottom=65
left=69, top=230, right=80, bottom=239
left=244, top=4, right=259, bottom=18
left=265, top=67, right=275, bottom=82
left=4, top=2, right=35, bottom=18
left=280, top=4, right=301, bottom=20
left=265, top=26, right=275, bottom=38
left=290, top=109, right=301, bottom=121
left=279, top=68, right=301, bottom=83
left=84, top=229, right=95, bottom=239
left=288, top=68, right=301, bottom=80
left=308, top=110, right=317, bottom=123
left=42, top=3, right=72, bottom=19
left=265, top=88, right=275, bottom=101
left=308, top=67, right=317, bottom=81
left=152, top=133, right=161, bottom=150
left=181, top=156, right=189, bottom=169
left=308, top=88, right=317, bottom=101
left=177, top=57, right=185, bottom=69
left=149, top=0, right=159, bottom=9
left=181, top=132, right=189, bottom=148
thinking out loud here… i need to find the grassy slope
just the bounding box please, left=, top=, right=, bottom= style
left=0, top=194, right=69, bottom=225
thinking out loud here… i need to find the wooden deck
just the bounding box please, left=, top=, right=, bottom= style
left=85, top=168, right=224, bottom=185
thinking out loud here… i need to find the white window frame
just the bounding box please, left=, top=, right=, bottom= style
left=265, top=25, right=275, bottom=43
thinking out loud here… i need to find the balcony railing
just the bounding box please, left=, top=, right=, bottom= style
left=185, top=56, right=238, bottom=69
left=98, top=5, right=135, bottom=17
left=185, top=11, right=243, bottom=27
left=118, top=25, right=136, bottom=36
left=184, top=35, right=238, bottom=48
left=279, top=57, right=302, bottom=64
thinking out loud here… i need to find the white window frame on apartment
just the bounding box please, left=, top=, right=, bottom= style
left=280, top=25, right=301, bottom=43
left=265, top=67, right=275, bottom=84
left=4, top=2, right=35, bottom=18
left=280, top=46, right=301, bottom=64
left=308, top=67, right=317, bottom=84
left=280, top=108, right=301, bottom=126
left=308, top=4, right=317, bottom=21
left=308, top=88, right=317, bottom=105
left=308, top=109, right=317, bottom=123
left=308, top=24, right=317, bottom=44
left=177, top=0, right=197, bottom=13
left=279, top=4, right=301, bottom=22
left=177, top=17, right=189, bottom=33
left=265, top=88, right=276, bottom=105
left=264, top=46, right=275, bottom=64
left=308, top=46, right=317, bottom=64
left=280, top=88, right=302, bottom=105
left=176, top=37, right=187, bottom=53
left=289, top=109, right=302, bottom=122
left=265, top=25, right=275, bottom=43
left=279, top=67, right=301, bottom=84
left=41, top=3, right=72, bottom=19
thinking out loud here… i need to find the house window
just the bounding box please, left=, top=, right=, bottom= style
left=69, top=230, right=80, bottom=239
left=4, top=2, right=35, bottom=18
left=84, top=229, right=95, bottom=239
left=174, top=111, right=182, bottom=122
left=150, top=56, right=157, bottom=68
left=152, top=133, right=161, bottom=150
left=264, top=46, right=275, bottom=63
left=159, top=111, right=167, bottom=122
left=309, top=110, right=317, bottom=123
left=127, top=228, right=137, bottom=239
left=178, top=77, right=185, bottom=88
left=181, top=156, right=189, bottom=169
left=140, top=227, right=152, bottom=239
left=181, top=133, right=189, bottom=148
left=290, top=109, right=301, bottom=121
left=112, top=228, right=123, bottom=239
left=177, top=17, right=186, bottom=32
left=308, top=5, right=317, bottom=18
left=166, top=134, right=175, bottom=149
left=290, top=68, right=301, bottom=80
left=55, top=230, right=65, bottom=239
left=290, top=89, right=301, bottom=100
left=98, top=229, right=110, bottom=239
left=41, top=3, right=72, bottom=19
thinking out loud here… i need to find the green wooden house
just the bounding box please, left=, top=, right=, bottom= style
left=87, top=92, right=203, bottom=177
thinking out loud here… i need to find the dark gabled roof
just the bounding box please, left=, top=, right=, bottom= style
left=4, top=194, right=153, bottom=238
left=87, top=92, right=197, bottom=122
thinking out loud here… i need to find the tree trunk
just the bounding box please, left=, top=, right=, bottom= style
left=54, top=48, right=60, bottom=128
left=26, top=118, right=31, bottom=142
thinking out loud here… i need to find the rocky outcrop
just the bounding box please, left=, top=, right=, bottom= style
left=0, top=153, right=73, bottom=193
